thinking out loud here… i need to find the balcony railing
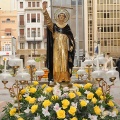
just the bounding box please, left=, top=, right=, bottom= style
left=18, top=36, right=25, bottom=41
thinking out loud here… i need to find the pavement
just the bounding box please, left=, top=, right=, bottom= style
left=0, top=75, right=120, bottom=119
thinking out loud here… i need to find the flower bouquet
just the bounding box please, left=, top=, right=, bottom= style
left=1, top=81, right=120, bottom=120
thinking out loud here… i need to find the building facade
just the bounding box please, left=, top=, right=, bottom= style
left=0, top=10, right=17, bottom=64
left=85, top=0, right=120, bottom=58
left=16, top=0, right=50, bottom=67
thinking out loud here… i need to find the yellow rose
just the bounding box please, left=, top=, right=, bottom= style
left=9, top=108, right=16, bottom=116
left=18, top=117, right=24, bottom=120
left=80, top=100, right=87, bottom=107
left=33, top=81, right=39, bottom=86
left=91, top=97, right=97, bottom=104
left=71, top=117, right=78, bottom=120
left=69, top=92, right=76, bottom=99
left=73, top=84, right=82, bottom=88
left=87, top=92, right=94, bottom=99
left=31, top=105, right=38, bottom=113
left=94, top=105, right=101, bottom=115
left=107, top=100, right=114, bottom=107
left=84, top=83, right=92, bottom=89
left=95, top=89, right=103, bottom=96
left=29, top=87, right=37, bottom=93
left=62, top=99, right=70, bottom=109
left=42, top=100, right=52, bottom=108
left=57, top=110, right=65, bottom=119
left=51, top=95, right=59, bottom=101
left=68, top=106, right=76, bottom=116
left=82, top=118, right=88, bottom=120
left=76, top=92, right=81, bottom=96
left=45, top=87, right=53, bottom=93
left=100, top=95, right=104, bottom=100
left=25, top=96, right=31, bottom=101
left=20, top=89, right=26, bottom=94
left=41, top=84, right=47, bottom=89
left=29, top=97, right=36, bottom=104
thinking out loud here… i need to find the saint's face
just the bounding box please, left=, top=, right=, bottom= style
left=58, top=13, right=66, bottom=22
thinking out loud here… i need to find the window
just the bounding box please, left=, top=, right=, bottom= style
left=31, top=14, right=36, bottom=22
left=6, top=18, right=10, bottom=22
left=38, top=28, right=40, bottom=37
left=37, top=13, right=40, bottom=22
left=32, top=2, right=35, bottom=7
left=31, top=28, right=36, bottom=37
left=27, top=28, right=30, bottom=37
left=19, top=15, right=24, bottom=25
left=28, top=2, right=31, bottom=7
left=44, top=28, right=47, bottom=39
left=27, top=14, right=30, bottom=23
left=5, top=44, right=10, bottom=51
left=20, top=2, right=23, bottom=8
left=20, top=29, right=24, bottom=36
left=37, top=2, right=39, bottom=7
left=28, top=42, right=32, bottom=49
left=20, top=43, right=24, bottom=49
left=37, top=42, right=41, bottom=49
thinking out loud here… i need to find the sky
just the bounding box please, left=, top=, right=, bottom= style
left=0, top=0, right=12, bottom=11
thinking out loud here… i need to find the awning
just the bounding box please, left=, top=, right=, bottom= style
left=5, top=28, right=11, bottom=33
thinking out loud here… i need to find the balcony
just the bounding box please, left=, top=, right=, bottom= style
left=18, top=36, right=25, bottom=42
left=19, top=21, right=25, bottom=27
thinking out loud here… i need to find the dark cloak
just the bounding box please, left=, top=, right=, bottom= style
left=46, top=23, right=75, bottom=81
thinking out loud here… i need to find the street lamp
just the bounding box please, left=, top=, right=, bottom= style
left=32, top=30, right=36, bottom=57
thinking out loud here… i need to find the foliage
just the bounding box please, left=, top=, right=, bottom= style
left=1, top=82, right=120, bottom=120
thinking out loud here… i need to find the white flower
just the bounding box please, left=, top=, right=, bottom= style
left=71, top=102, right=77, bottom=108
left=84, top=90, right=90, bottom=94
left=23, top=93, right=29, bottom=97
left=101, top=110, right=110, bottom=119
left=53, top=103, right=61, bottom=111
left=88, top=114, right=98, bottom=120
left=109, top=111, right=117, bottom=117
left=63, top=87, right=69, bottom=92
left=42, top=107, right=50, bottom=117
left=34, top=116, right=40, bottom=120
left=53, top=89, right=61, bottom=97
left=61, top=92, right=68, bottom=98
left=38, top=95, right=46, bottom=102
left=24, top=107, right=30, bottom=113
left=64, top=119, right=68, bottom=120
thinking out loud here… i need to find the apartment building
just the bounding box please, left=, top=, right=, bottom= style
left=16, top=0, right=50, bottom=67
left=0, top=10, right=17, bottom=64
left=85, top=0, right=120, bottom=58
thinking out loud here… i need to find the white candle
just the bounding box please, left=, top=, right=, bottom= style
left=39, top=61, right=41, bottom=70
left=20, top=59, right=23, bottom=71
left=81, top=60, right=82, bottom=68
left=13, top=46, right=15, bottom=58
left=31, top=50, right=32, bottom=59
left=97, top=56, right=99, bottom=70
left=111, top=57, right=113, bottom=69
left=4, top=58, right=6, bottom=72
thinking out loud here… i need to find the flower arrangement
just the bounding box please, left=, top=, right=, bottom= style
left=1, top=81, right=120, bottom=120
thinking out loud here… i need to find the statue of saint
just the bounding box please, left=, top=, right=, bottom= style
left=42, top=1, right=75, bottom=83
